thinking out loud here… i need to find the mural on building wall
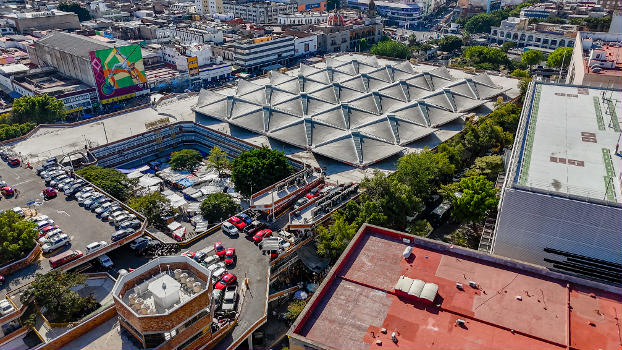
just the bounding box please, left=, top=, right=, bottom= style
left=89, top=44, right=148, bottom=103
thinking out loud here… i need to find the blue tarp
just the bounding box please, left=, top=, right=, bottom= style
left=9, top=91, right=21, bottom=99
left=176, top=178, right=195, bottom=188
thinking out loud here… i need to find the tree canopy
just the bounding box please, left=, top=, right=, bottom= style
left=547, top=47, right=573, bottom=68
left=394, top=149, right=455, bottom=200
left=316, top=214, right=358, bottom=261
left=0, top=122, right=35, bottom=141
left=76, top=165, right=134, bottom=201
left=170, top=149, right=203, bottom=171
left=205, top=146, right=230, bottom=177
left=521, top=50, right=544, bottom=68
left=451, top=175, right=499, bottom=224
left=21, top=271, right=99, bottom=322
left=200, top=192, right=239, bottom=223
left=0, top=211, right=37, bottom=266
left=128, top=192, right=174, bottom=228
left=510, top=68, right=530, bottom=78
left=464, top=13, right=501, bottom=34
left=58, top=2, right=92, bottom=21
left=11, top=95, right=65, bottom=124
left=286, top=299, right=307, bottom=320
left=463, top=46, right=509, bottom=69
left=436, top=35, right=463, bottom=52
left=231, top=148, right=293, bottom=197
left=370, top=40, right=411, bottom=59
left=465, top=155, right=504, bottom=180
left=360, top=171, right=419, bottom=229
left=501, top=41, right=516, bottom=52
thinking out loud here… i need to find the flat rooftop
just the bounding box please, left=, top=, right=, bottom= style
left=289, top=224, right=622, bottom=350
left=514, top=83, right=622, bottom=202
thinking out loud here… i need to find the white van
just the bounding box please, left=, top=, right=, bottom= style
left=42, top=234, right=70, bottom=253
left=86, top=241, right=108, bottom=254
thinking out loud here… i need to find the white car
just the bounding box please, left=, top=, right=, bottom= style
left=207, top=262, right=225, bottom=273
left=34, top=215, right=50, bottom=222
left=212, top=267, right=226, bottom=280
left=86, top=241, right=108, bottom=254
left=97, top=254, right=114, bottom=269
left=36, top=220, right=55, bottom=229
left=42, top=233, right=70, bottom=253
left=222, top=222, right=239, bottom=236
left=12, top=207, right=24, bottom=216
left=39, top=229, right=62, bottom=244
left=0, top=300, right=15, bottom=316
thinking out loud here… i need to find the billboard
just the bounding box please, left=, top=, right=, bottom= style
left=187, top=56, right=199, bottom=76
left=89, top=44, right=148, bottom=103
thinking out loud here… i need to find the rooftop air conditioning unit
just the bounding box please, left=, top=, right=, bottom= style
left=456, top=319, right=466, bottom=327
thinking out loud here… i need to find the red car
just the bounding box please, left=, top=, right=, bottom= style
left=43, top=187, right=57, bottom=199
left=214, top=273, right=237, bottom=290
left=182, top=251, right=196, bottom=259
left=252, top=228, right=272, bottom=243
left=1, top=186, right=14, bottom=196
left=228, top=216, right=246, bottom=230
left=8, top=157, right=20, bottom=166
left=305, top=185, right=323, bottom=199
left=224, top=248, right=236, bottom=265
left=39, top=225, right=60, bottom=238
left=214, top=242, right=226, bottom=257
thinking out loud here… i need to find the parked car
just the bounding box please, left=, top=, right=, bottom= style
left=54, top=177, right=73, bottom=189
left=95, top=202, right=115, bottom=215
left=82, top=193, right=105, bottom=207
left=100, top=206, right=122, bottom=219
left=118, top=219, right=141, bottom=230
left=221, top=285, right=238, bottom=312
left=227, top=216, right=247, bottom=230
left=224, top=248, right=236, bottom=266
left=42, top=233, right=70, bottom=253
left=130, top=237, right=151, bottom=250
left=42, top=187, right=57, bottom=199
left=0, top=299, right=15, bottom=316
left=97, top=254, right=114, bottom=269
left=237, top=213, right=253, bottom=225
left=77, top=192, right=96, bottom=204
left=39, top=229, right=62, bottom=244
left=12, top=207, right=24, bottom=216
left=305, top=185, right=323, bottom=199
left=86, top=196, right=108, bottom=209
left=244, top=220, right=266, bottom=235
left=202, top=255, right=219, bottom=267
left=194, top=251, right=209, bottom=262
left=252, top=229, right=272, bottom=243
left=36, top=219, right=55, bottom=229
left=1, top=186, right=14, bottom=196
left=207, top=262, right=225, bottom=274
left=294, top=197, right=309, bottom=209
left=212, top=267, right=226, bottom=280
left=278, top=230, right=295, bottom=243
left=86, top=241, right=108, bottom=254
left=90, top=200, right=111, bottom=211
left=112, top=228, right=134, bottom=242
left=49, top=250, right=83, bottom=269
left=39, top=225, right=60, bottom=237
left=214, top=242, right=226, bottom=257
left=214, top=273, right=237, bottom=290
left=221, top=222, right=239, bottom=236
left=8, top=157, right=20, bottom=166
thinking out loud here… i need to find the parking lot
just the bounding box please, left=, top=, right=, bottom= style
left=0, top=160, right=121, bottom=292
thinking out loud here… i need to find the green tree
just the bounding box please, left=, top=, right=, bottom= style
left=0, top=211, right=37, bottom=266
left=200, top=192, right=239, bottom=223
left=465, top=155, right=504, bottom=180
left=489, top=103, right=521, bottom=133
left=463, top=46, right=509, bottom=69
left=170, top=149, right=202, bottom=171
left=510, top=68, right=530, bottom=78
left=360, top=171, right=420, bottom=229
left=286, top=299, right=307, bottom=320
left=501, top=41, right=515, bottom=52
left=76, top=165, right=134, bottom=201
left=407, top=219, right=432, bottom=237
left=451, top=175, right=499, bottom=226
left=521, top=50, right=544, bottom=69
left=316, top=214, right=358, bottom=261
left=231, top=148, right=293, bottom=197
left=437, top=141, right=466, bottom=169
left=206, top=146, right=230, bottom=177
left=0, top=122, right=35, bottom=141
left=463, top=119, right=512, bottom=153
left=20, top=271, right=99, bottom=322
left=464, top=13, right=501, bottom=34
left=358, top=38, right=370, bottom=51
left=58, top=2, right=92, bottom=21
left=547, top=47, right=573, bottom=68
left=437, top=35, right=463, bottom=52
left=394, top=149, right=455, bottom=200
left=518, top=77, right=532, bottom=102
left=370, top=40, right=411, bottom=59
left=128, top=192, right=174, bottom=228
left=11, top=95, right=65, bottom=124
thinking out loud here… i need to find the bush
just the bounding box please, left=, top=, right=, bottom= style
left=547, top=47, right=573, bottom=68
left=170, top=149, right=202, bottom=171
left=510, top=69, right=530, bottom=78
left=286, top=299, right=307, bottom=320
left=0, top=211, right=37, bottom=266
left=128, top=192, right=175, bottom=228
left=12, top=95, right=65, bottom=124
left=463, top=46, right=509, bottom=69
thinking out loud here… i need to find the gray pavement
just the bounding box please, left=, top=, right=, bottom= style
left=0, top=161, right=119, bottom=294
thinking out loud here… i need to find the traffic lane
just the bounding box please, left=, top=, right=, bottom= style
left=0, top=161, right=119, bottom=287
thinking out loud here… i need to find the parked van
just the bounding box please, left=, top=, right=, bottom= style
left=49, top=250, right=83, bottom=268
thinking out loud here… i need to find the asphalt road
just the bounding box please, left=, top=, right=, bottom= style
left=0, top=160, right=119, bottom=294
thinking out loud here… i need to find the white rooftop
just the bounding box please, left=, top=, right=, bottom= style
left=194, top=54, right=506, bottom=167
left=513, top=83, right=622, bottom=203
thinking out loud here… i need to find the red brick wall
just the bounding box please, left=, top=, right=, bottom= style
left=0, top=244, right=41, bottom=276
left=39, top=306, right=116, bottom=350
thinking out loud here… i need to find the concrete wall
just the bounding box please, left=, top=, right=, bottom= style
left=15, top=13, right=80, bottom=33
left=0, top=244, right=41, bottom=276
left=32, top=43, right=96, bottom=87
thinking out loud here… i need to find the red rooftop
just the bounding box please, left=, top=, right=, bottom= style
left=287, top=224, right=622, bottom=350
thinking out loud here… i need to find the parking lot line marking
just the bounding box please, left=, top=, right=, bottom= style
left=56, top=210, right=70, bottom=216
left=13, top=179, right=35, bottom=186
